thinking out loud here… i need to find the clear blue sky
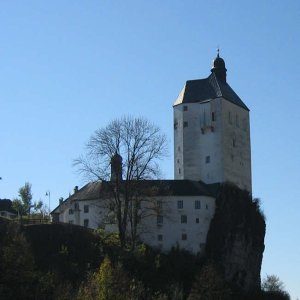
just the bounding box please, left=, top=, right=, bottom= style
left=0, top=1, right=299, bottom=298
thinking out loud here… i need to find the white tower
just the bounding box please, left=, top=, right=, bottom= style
left=173, top=53, right=252, bottom=192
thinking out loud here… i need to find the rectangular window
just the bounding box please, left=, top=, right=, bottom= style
left=183, top=105, right=188, bottom=111
left=74, top=203, right=79, bottom=210
left=205, top=156, right=210, bottom=163
left=84, top=205, right=89, bottom=213
left=211, top=112, right=215, bottom=121
left=195, top=200, right=201, bottom=209
left=233, top=138, right=236, bottom=147
left=228, top=112, right=232, bottom=124
left=158, top=234, right=163, bottom=241
left=178, top=168, right=181, bottom=174
left=181, top=215, right=187, bottom=224
left=157, top=200, right=162, bottom=209
left=69, top=220, right=73, bottom=224
left=84, top=219, right=89, bottom=227
left=183, top=121, right=188, bottom=128
left=196, top=218, right=200, bottom=224
left=177, top=200, right=183, bottom=209
left=68, top=209, right=73, bottom=215
left=206, top=204, right=209, bottom=210
left=236, top=114, right=240, bottom=127
left=157, top=215, right=163, bottom=225
left=182, top=233, right=187, bottom=241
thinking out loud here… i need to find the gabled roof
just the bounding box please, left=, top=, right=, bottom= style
left=51, top=180, right=215, bottom=214
left=174, top=73, right=249, bottom=111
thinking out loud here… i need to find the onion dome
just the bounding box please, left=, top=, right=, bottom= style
left=211, top=49, right=227, bottom=82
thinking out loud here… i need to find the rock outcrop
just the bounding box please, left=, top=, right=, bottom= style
left=206, top=183, right=266, bottom=292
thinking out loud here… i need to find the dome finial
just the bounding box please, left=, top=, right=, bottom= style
left=217, top=47, right=220, bottom=58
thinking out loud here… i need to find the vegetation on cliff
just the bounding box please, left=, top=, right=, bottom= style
left=0, top=184, right=290, bottom=300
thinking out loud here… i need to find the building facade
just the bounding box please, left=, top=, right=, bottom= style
left=52, top=53, right=251, bottom=254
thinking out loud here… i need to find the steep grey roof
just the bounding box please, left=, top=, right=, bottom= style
left=51, top=180, right=214, bottom=213
left=174, top=73, right=249, bottom=111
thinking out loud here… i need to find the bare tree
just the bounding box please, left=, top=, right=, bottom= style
left=74, top=116, right=168, bottom=248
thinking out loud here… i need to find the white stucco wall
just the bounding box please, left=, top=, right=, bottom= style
left=174, top=98, right=251, bottom=191
left=56, top=194, right=215, bottom=254
left=140, top=195, right=215, bottom=254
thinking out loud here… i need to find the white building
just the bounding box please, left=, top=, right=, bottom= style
left=51, top=53, right=251, bottom=254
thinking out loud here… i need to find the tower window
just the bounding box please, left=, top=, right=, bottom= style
left=174, top=121, right=178, bottom=130
left=236, top=114, right=240, bottom=127
left=205, top=156, right=210, bottom=163
left=211, top=112, right=215, bottom=122
left=182, top=233, right=187, bottom=241
left=195, top=200, right=201, bottom=209
left=183, top=121, right=188, bottom=128
left=228, top=112, right=232, bottom=124
left=178, top=168, right=181, bottom=174
left=183, top=105, right=188, bottom=111
left=181, top=215, right=187, bottom=224
left=157, top=215, right=163, bottom=225
left=233, top=138, right=236, bottom=147
left=177, top=200, right=183, bottom=209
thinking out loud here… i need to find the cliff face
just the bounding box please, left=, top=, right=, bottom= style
left=206, top=184, right=266, bottom=292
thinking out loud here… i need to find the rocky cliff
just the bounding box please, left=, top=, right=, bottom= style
left=206, top=183, right=266, bottom=292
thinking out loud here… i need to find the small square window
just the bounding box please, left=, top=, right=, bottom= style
left=84, top=219, right=89, bottom=227
left=195, top=200, right=201, bottom=209
left=157, top=215, right=163, bottom=225
left=84, top=205, right=89, bottom=213
left=196, top=218, right=199, bottom=224
left=158, top=234, right=163, bottom=241
left=183, top=106, right=188, bottom=111
left=183, top=121, right=188, bottom=128
left=205, top=156, right=210, bottom=163
left=182, top=233, right=187, bottom=241
left=181, top=215, right=187, bottom=224
left=177, top=200, right=183, bottom=209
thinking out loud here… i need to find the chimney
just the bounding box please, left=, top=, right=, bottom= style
left=74, top=186, right=79, bottom=194
left=111, top=152, right=123, bottom=182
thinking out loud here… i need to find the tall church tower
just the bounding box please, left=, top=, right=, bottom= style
left=173, top=53, right=252, bottom=191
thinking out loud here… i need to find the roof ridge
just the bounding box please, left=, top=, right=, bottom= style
left=208, top=73, right=222, bottom=97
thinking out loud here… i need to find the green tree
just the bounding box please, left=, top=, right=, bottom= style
left=187, top=263, right=231, bottom=300
left=12, top=182, right=44, bottom=218
left=0, top=223, right=36, bottom=299
left=261, top=275, right=291, bottom=300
